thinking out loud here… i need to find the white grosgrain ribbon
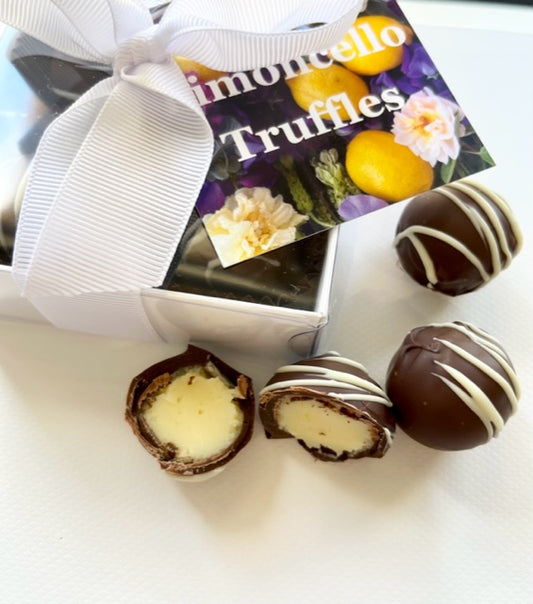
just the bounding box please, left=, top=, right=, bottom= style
left=0, top=0, right=363, bottom=340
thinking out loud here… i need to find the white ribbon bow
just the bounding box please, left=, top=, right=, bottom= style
left=0, top=0, right=363, bottom=340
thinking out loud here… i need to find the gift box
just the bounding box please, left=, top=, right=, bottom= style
left=0, top=24, right=338, bottom=355
left=0, top=0, right=492, bottom=353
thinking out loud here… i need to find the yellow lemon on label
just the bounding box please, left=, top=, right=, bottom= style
left=174, top=56, right=226, bottom=82
left=286, top=63, right=369, bottom=122
left=346, top=130, right=433, bottom=203
left=333, top=15, right=413, bottom=76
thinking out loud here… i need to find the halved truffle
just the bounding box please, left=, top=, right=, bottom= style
left=126, top=345, right=254, bottom=478
left=386, top=321, right=520, bottom=450
left=394, top=180, right=522, bottom=295
left=259, top=352, right=395, bottom=461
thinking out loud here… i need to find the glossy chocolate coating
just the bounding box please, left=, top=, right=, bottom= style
left=126, top=345, right=254, bottom=477
left=386, top=322, right=519, bottom=450
left=394, top=181, right=522, bottom=295
left=259, top=352, right=395, bottom=461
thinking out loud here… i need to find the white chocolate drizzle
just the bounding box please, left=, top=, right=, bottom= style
left=259, top=352, right=391, bottom=407
left=429, top=322, right=519, bottom=439
left=394, top=181, right=523, bottom=287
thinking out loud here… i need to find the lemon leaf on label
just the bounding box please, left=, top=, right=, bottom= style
left=480, top=147, right=495, bottom=166
left=440, top=158, right=456, bottom=184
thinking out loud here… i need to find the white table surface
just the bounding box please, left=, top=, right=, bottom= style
left=1, top=3, right=532, bottom=603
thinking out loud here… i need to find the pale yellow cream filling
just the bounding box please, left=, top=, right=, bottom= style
left=277, top=398, right=373, bottom=455
left=143, top=370, right=243, bottom=460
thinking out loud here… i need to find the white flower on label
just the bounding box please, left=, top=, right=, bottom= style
left=203, top=187, right=308, bottom=266
left=392, top=88, right=465, bottom=167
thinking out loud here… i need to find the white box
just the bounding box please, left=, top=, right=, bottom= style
left=0, top=229, right=336, bottom=356
left=0, top=26, right=337, bottom=356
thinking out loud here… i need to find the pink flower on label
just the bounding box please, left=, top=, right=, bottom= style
left=392, top=88, right=465, bottom=167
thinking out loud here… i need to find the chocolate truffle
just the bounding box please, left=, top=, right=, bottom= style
left=259, top=352, right=395, bottom=461
left=386, top=322, right=519, bottom=450
left=394, top=180, right=522, bottom=295
left=126, top=345, right=254, bottom=479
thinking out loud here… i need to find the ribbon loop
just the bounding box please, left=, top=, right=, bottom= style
left=0, top=0, right=153, bottom=62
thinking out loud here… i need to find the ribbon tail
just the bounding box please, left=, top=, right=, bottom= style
left=13, top=62, right=214, bottom=340
left=32, top=290, right=161, bottom=340
left=13, top=77, right=117, bottom=291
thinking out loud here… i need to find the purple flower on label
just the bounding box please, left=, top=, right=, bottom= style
left=206, top=103, right=250, bottom=136
left=369, top=42, right=451, bottom=100
left=196, top=180, right=226, bottom=215
left=371, top=70, right=397, bottom=93
left=240, top=136, right=268, bottom=170
left=387, top=0, right=405, bottom=20
left=237, top=161, right=280, bottom=189
left=401, top=43, right=437, bottom=80
left=338, top=195, right=388, bottom=221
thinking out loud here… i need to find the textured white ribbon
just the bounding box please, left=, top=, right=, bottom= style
left=0, top=0, right=363, bottom=340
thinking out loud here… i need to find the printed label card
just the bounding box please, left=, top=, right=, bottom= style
left=177, top=0, right=494, bottom=267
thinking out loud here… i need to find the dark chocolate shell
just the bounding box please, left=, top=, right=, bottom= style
left=386, top=321, right=519, bottom=450
left=126, top=345, right=254, bottom=478
left=394, top=180, right=522, bottom=295
left=259, top=352, right=395, bottom=461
